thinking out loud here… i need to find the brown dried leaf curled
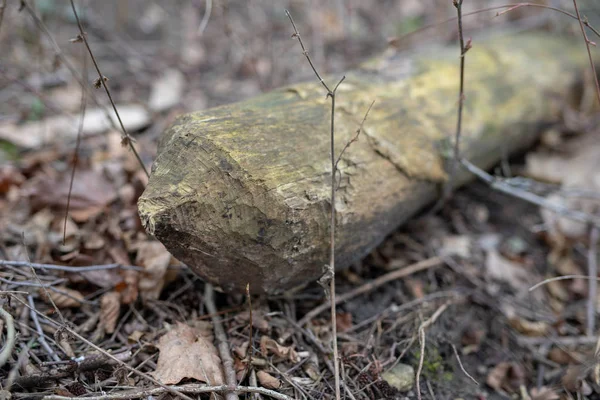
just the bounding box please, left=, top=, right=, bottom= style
left=259, top=336, right=300, bottom=363
left=256, top=370, right=281, bottom=389
left=39, top=286, right=84, bottom=308
left=153, top=321, right=224, bottom=385
left=136, top=241, right=172, bottom=301
left=100, top=291, right=121, bottom=334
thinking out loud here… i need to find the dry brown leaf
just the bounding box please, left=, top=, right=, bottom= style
left=100, top=291, right=121, bottom=334
left=39, top=286, right=84, bottom=308
left=547, top=347, right=580, bottom=365
left=256, top=370, right=281, bottom=389
left=336, top=312, right=352, bottom=333
left=153, top=321, right=224, bottom=385
left=128, top=330, right=145, bottom=343
left=486, top=362, right=525, bottom=394
left=119, top=269, right=139, bottom=305
left=530, top=386, right=559, bottom=400
left=303, top=353, right=320, bottom=381
left=0, top=164, right=25, bottom=195
left=233, top=341, right=249, bottom=359
left=508, top=317, right=548, bottom=337
left=235, top=309, right=270, bottom=332
left=259, top=336, right=299, bottom=363
left=28, top=170, right=116, bottom=224
left=136, top=241, right=172, bottom=301
left=80, top=268, right=123, bottom=289
left=485, top=250, right=531, bottom=293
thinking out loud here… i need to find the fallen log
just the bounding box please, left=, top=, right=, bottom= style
left=139, top=33, right=593, bottom=294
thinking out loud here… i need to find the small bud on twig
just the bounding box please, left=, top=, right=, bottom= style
left=70, top=33, right=84, bottom=43
left=93, top=76, right=108, bottom=89
left=464, top=37, right=473, bottom=53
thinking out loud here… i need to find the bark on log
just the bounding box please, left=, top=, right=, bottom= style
left=139, top=34, right=593, bottom=294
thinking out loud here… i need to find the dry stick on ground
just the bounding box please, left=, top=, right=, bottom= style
left=460, top=159, right=600, bottom=228
left=10, top=349, right=132, bottom=389
left=249, top=370, right=261, bottom=400
left=204, top=284, right=240, bottom=400
left=242, top=283, right=254, bottom=384
left=0, top=260, right=142, bottom=272
left=42, top=384, right=293, bottom=400
left=11, top=295, right=195, bottom=400
left=26, top=295, right=60, bottom=362
left=285, top=10, right=345, bottom=400
left=298, top=256, right=443, bottom=326
left=451, top=343, right=479, bottom=386
left=433, top=0, right=471, bottom=211
left=68, top=0, right=149, bottom=178
left=5, top=340, right=34, bottom=391
left=517, top=335, right=600, bottom=346
left=415, top=302, right=451, bottom=400
left=23, top=240, right=68, bottom=327
left=0, top=306, right=16, bottom=369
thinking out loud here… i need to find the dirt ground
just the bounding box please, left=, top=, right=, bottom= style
left=2, top=1, right=600, bottom=399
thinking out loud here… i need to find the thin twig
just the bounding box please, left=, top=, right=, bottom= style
left=416, top=303, right=451, bottom=400
left=19, top=1, right=121, bottom=118
left=588, top=227, right=599, bottom=336
left=0, top=260, right=143, bottom=272
left=64, top=46, right=88, bottom=244
left=204, top=284, right=240, bottom=400
left=517, top=335, right=599, bottom=346
left=571, top=0, right=600, bottom=114
left=0, top=306, right=16, bottom=368
left=68, top=0, right=149, bottom=177
left=286, top=10, right=344, bottom=400
left=451, top=343, right=479, bottom=385
left=333, top=100, right=375, bottom=173
left=496, top=2, right=600, bottom=39
left=42, top=384, right=293, bottom=400
left=0, top=277, right=66, bottom=288
left=27, top=295, right=61, bottom=362
left=529, top=274, right=600, bottom=292
left=23, top=240, right=67, bottom=326
left=197, top=0, right=212, bottom=36
left=298, top=256, right=443, bottom=326
left=435, top=0, right=470, bottom=210
left=400, top=3, right=600, bottom=46
left=12, top=295, right=194, bottom=400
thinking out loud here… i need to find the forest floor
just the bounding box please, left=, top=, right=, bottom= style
left=1, top=1, right=600, bottom=399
